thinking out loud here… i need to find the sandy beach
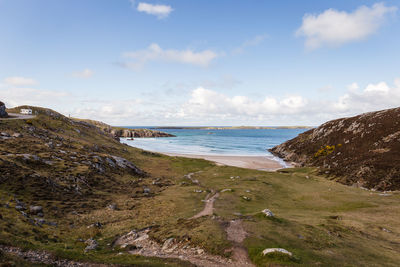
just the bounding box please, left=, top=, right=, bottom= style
left=165, top=153, right=286, bottom=171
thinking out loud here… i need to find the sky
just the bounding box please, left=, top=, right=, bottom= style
left=0, top=0, right=399, bottom=126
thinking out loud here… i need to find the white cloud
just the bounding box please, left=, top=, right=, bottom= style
left=2, top=75, right=400, bottom=126
left=334, top=79, right=400, bottom=113
left=179, top=87, right=308, bottom=119
left=296, top=3, right=397, bottom=49
left=4, top=76, right=37, bottom=86
left=136, top=2, right=173, bottom=19
left=72, top=69, right=94, bottom=78
left=0, top=87, right=71, bottom=108
left=233, top=34, right=268, bottom=54
left=122, top=43, right=218, bottom=69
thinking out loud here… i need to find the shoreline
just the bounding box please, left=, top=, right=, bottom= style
left=164, top=152, right=288, bottom=171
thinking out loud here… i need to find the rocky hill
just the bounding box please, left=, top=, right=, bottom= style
left=73, top=118, right=175, bottom=139
left=1, top=105, right=400, bottom=266
left=270, top=107, right=400, bottom=191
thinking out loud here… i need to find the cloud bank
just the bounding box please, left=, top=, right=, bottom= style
left=296, top=2, right=397, bottom=49
left=2, top=75, right=400, bottom=126
left=122, top=43, right=218, bottom=69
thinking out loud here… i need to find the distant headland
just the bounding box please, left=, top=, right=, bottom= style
left=152, top=126, right=313, bottom=130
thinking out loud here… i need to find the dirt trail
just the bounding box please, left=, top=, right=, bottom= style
left=0, top=113, right=36, bottom=120
left=115, top=229, right=233, bottom=267
left=190, top=192, right=219, bottom=219
left=226, top=220, right=255, bottom=266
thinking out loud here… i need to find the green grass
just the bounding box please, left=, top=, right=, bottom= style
left=1, top=106, right=400, bottom=266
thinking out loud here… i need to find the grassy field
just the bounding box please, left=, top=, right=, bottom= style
left=0, top=107, right=399, bottom=266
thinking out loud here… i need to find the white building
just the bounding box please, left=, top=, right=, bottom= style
left=20, top=108, right=33, bottom=115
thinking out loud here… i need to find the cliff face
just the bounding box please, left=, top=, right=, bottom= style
left=71, top=119, right=175, bottom=139
left=0, top=101, right=8, bottom=118
left=270, top=107, right=400, bottom=191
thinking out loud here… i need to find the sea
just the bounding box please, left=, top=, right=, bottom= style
left=120, top=127, right=309, bottom=159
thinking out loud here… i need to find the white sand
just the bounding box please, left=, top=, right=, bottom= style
left=164, top=153, right=286, bottom=171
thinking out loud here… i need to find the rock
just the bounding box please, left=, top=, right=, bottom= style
left=35, top=218, right=46, bottom=225
left=84, top=238, right=98, bottom=252
left=194, top=189, right=203, bottom=193
left=143, top=187, right=151, bottom=194
left=221, top=189, right=232, bottom=192
left=12, top=133, right=22, bottom=138
left=94, top=222, right=102, bottom=228
left=107, top=203, right=117, bottom=210
left=242, top=196, right=251, bottom=201
left=262, top=209, right=274, bottom=217
left=15, top=205, right=26, bottom=211
left=112, top=156, right=144, bottom=175
left=162, top=238, right=175, bottom=251
left=29, top=206, right=43, bottom=215
left=1, top=132, right=10, bottom=137
left=0, top=101, right=8, bottom=118
left=262, top=248, right=293, bottom=257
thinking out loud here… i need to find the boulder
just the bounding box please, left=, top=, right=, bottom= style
left=12, top=133, right=22, bottom=138
left=262, top=209, right=274, bottom=217
left=107, top=203, right=118, bottom=210
left=0, top=101, right=8, bottom=118
left=262, top=248, right=292, bottom=256
left=29, top=205, right=43, bottom=215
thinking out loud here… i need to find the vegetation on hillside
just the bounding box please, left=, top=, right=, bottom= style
left=0, top=106, right=399, bottom=266
left=270, top=107, right=400, bottom=191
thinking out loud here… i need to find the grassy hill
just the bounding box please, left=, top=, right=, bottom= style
left=0, top=106, right=399, bottom=266
left=270, top=107, right=400, bottom=191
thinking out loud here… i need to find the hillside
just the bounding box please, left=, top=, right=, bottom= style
left=0, top=105, right=400, bottom=266
left=270, top=107, right=400, bottom=191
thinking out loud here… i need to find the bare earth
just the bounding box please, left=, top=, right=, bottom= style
left=0, top=113, right=36, bottom=120
left=165, top=153, right=285, bottom=171
left=190, top=192, right=219, bottom=219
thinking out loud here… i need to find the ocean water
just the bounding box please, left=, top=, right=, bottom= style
left=120, top=128, right=309, bottom=157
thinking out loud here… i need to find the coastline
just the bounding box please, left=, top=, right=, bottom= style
left=164, top=152, right=288, bottom=171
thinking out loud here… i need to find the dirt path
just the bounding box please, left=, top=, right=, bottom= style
left=0, top=113, right=36, bottom=120
left=115, top=228, right=233, bottom=267
left=226, top=220, right=255, bottom=266
left=190, top=192, right=219, bottom=219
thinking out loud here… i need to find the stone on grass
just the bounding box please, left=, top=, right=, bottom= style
left=143, top=187, right=151, bottom=194
left=29, top=205, right=43, bottom=215
left=107, top=203, right=117, bottom=210
left=262, top=209, right=274, bottom=217
left=262, top=248, right=292, bottom=257
left=85, top=238, right=98, bottom=252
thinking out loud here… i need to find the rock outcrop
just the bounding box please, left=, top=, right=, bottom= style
left=270, top=107, right=400, bottom=191
left=0, top=101, right=8, bottom=118
left=72, top=119, right=175, bottom=139
left=108, top=128, right=174, bottom=138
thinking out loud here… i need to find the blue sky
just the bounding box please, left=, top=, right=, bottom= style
left=0, top=0, right=399, bottom=125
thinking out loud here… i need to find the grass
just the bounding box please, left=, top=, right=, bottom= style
left=1, top=106, right=400, bottom=266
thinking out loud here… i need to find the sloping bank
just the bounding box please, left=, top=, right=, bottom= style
left=270, top=107, right=400, bottom=191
